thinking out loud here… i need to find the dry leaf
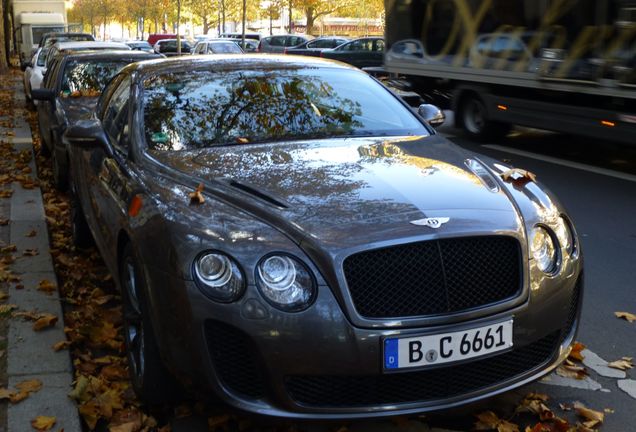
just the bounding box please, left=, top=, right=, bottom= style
left=52, top=340, right=71, bottom=351
left=0, top=387, right=15, bottom=399
left=475, top=411, right=520, bottom=432
left=573, top=402, right=604, bottom=428
left=608, top=357, right=633, bottom=371
left=615, top=311, right=636, bottom=322
left=556, top=361, right=587, bottom=380
left=569, top=342, right=586, bottom=362
left=25, top=229, right=37, bottom=237
left=33, top=313, right=58, bottom=331
left=188, top=183, right=205, bottom=205
left=31, top=415, right=56, bottom=431
left=0, top=218, right=8, bottom=226
left=16, top=379, right=43, bottom=394
left=37, top=279, right=57, bottom=294
left=23, top=248, right=39, bottom=256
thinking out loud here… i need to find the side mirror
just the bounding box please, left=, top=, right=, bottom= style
left=20, top=61, right=31, bottom=71
left=417, top=104, right=445, bottom=128
left=31, top=88, right=55, bottom=101
left=64, top=119, right=113, bottom=158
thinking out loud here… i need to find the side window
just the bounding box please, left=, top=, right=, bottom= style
left=102, top=76, right=132, bottom=150
left=269, top=37, right=284, bottom=47
left=306, top=40, right=318, bottom=49
left=374, top=40, right=385, bottom=52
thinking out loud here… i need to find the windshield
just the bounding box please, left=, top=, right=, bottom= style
left=209, top=42, right=242, bottom=54
left=33, top=27, right=65, bottom=45
left=61, top=60, right=132, bottom=97
left=37, top=49, right=48, bottom=67
left=143, top=67, right=428, bottom=152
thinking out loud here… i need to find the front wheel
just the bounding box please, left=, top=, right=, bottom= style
left=120, top=243, right=175, bottom=405
left=458, top=94, right=511, bottom=142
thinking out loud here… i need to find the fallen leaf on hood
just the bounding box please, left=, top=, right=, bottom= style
left=569, top=342, right=586, bottom=362
left=615, top=311, right=636, bottom=322
left=573, top=402, right=604, bottom=428
left=37, top=279, right=57, bottom=294
left=475, top=411, right=520, bottom=432
left=188, top=183, right=205, bottom=205
left=33, top=313, right=58, bottom=331
left=608, top=357, right=633, bottom=371
left=31, top=415, right=56, bottom=431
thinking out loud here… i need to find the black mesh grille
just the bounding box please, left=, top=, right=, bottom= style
left=286, top=332, right=559, bottom=407
left=204, top=320, right=265, bottom=398
left=561, top=276, right=583, bottom=343
left=343, top=236, right=522, bottom=318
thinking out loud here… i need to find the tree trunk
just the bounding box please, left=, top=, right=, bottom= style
left=0, top=0, right=8, bottom=71
left=3, top=0, right=11, bottom=66
left=203, top=17, right=209, bottom=34
left=288, top=0, right=292, bottom=33
left=176, top=0, right=181, bottom=55
left=221, top=0, right=226, bottom=33
left=306, top=7, right=315, bottom=35
left=241, top=0, right=246, bottom=49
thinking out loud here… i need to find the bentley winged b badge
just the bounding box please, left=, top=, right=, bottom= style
left=410, top=217, right=450, bottom=228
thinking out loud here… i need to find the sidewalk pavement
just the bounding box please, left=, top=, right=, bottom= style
left=2, top=74, right=82, bottom=430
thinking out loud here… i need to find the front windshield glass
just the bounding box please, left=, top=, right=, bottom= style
left=143, top=67, right=428, bottom=152
left=61, top=60, right=132, bottom=97
left=37, top=49, right=48, bottom=67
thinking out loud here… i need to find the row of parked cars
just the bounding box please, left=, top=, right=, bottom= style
left=22, top=32, right=582, bottom=423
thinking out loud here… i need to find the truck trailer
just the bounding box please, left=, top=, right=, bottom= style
left=384, top=0, right=635, bottom=144
left=11, top=0, right=67, bottom=63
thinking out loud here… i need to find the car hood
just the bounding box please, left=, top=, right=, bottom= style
left=60, top=97, right=98, bottom=123
left=151, top=135, right=522, bottom=248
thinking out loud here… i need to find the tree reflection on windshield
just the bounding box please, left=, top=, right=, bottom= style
left=143, top=67, right=427, bottom=151
left=62, top=61, right=132, bottom=96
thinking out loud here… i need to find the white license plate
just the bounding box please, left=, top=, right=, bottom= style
left=383, top=320, right=513, bottom=370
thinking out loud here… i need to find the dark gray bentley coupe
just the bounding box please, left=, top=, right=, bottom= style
left=64, top=55, right=583, bottom=417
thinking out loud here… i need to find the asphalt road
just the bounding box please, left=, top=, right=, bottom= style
left=173, top=121, right=636, bottom=432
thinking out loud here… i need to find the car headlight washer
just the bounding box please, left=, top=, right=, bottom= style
left=256, top=253, right=316, bottom=312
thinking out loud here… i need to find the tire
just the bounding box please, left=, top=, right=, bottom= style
left=458, top=94, right=511, bottom=142
left=70, top=184, right=93, bottom=248
left=120, top=243, right=175, bottom=405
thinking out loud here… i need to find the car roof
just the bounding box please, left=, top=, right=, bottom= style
left=59, top=50, right=160, bottom=61
left=53, top=41, right=130, bottom=50
left=120, top=54, right=358, bottom=77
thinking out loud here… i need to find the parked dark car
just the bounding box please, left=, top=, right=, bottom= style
left=32, top=50, right=161, bottom=190
left=320, top=37, right=385, bottom=68
left=284, top=36, right=349, bottom=56
left=257, top=34, right=312, bottom=53
left=154, top=39, right=193, bottom=56
left=63, top=55, right=582, bottom=418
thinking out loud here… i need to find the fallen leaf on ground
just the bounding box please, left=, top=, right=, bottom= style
left=23, top=248, right=39, bottom=256
left=188, top=183, right=205, bottom=205
left=0, top=388, right=15, bottom=399
left=37, top=279, right=57, bottom=294
left=573, top=402, right=604, bottom=428
left=0, top=304, right=17, bottom=315
left=0, top=218, right=8, bottom=225
left=25, top=229, right=37, bottom=237
left=16, top=379, right=43, bottom=394
left=475, top=411, right=520, bottom=432
left=556, top=360, right=588, bottom=380
left=569, top=342, right=586, bottom=362
left=608, top=357, right=633, bottom=371
left=33, top=313, right=58, bottom=331
left=615, top=311, right=636, bottom=322
left=31, top=415, right=56, bottom=431
left=52, top=340, right=71, bottom=351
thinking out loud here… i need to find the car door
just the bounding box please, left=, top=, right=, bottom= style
left=37, top=57, right=62, bottom=150
left=83, top=75, right=134, bottom=266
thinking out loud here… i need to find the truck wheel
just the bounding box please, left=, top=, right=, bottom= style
left=458, top=95, right=511, bottom=142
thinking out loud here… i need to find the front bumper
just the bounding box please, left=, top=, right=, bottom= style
left=146, top=267, right=582, bottom=419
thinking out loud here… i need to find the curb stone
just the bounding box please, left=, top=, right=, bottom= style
left=4, top=75, right=82, bottom=431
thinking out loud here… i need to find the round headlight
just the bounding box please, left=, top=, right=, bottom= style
left=256, top=255, right=316, bottom=312
left=555, top=216, right=575, bottom=255
left=531, top=227, right=558, bottom=273
left=194, top=252, right=245, bottom=302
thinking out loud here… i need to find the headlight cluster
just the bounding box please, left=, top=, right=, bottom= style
left=193, top=251, right=316, bottom=311
left=531, top=216, right=577, bottom=274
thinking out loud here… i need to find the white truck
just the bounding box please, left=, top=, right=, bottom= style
left=11, top=0, right=67, bottom=64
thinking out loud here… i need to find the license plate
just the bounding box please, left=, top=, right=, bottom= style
left=384, top=320, right=513, bottom=370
